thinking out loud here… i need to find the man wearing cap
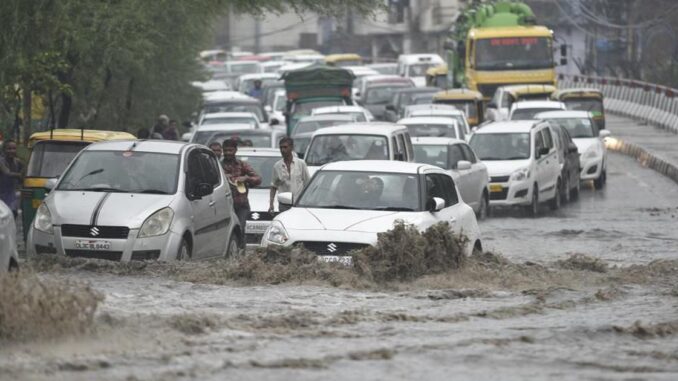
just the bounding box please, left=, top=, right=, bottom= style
left=221, top=139, right=261, bottom=229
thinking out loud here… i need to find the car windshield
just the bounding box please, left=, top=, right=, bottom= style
left=202, top=117, right=257, bottom=127
left=370, top=65, right=397, bottom=75
left=305, top=134, right=389, bottom=166
left=240, top=78, right=278, bottom=94
left=365, top=85, right=411, bottom=105
left=436, top=101, right=478, bottom=119
left=470, top=133, right=531, bottom=160
left=397, top=91, right=437, bottom=107
left=405, top=124, right=458, bottom=138
left=563, top=99, right=603, bottom=114
left=413, top=145, right=448, bottom=168
left=475, top=37, right=553, bottom=71
left=291, top=100, right=345, bottom=117
left=547, top=118, right=597, bottom=138
left=57, top=151, right=180, bottom=194
left=203, top=103, right=265, bottom=122
left=317, top=111, right=365, bottom=122
left=26, top=141, right=89, bottom=178
left=237, top=155, right=279, bottom=189
left=297, top=171, right=420, bottom=211
left=227, top=63, right=259, bottom=74
left=412, top=94, right=434, bottom=104
left=199, top=131, right=272, bottom=147
left=511, top=108, right=561, bottom=120
left=408, top=63, right=437, bottom=77
left=294, top=137, right=311, bottom=157
left=293, top=120, right=351, bottom=135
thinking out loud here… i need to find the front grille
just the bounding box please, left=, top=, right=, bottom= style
left=490, top=176, right=510, bottom=183
left=246, top=233, right=264, bottom=245
left=65, top=250, right=123, bottom=261
left=61, top=225, right=130, bottom=239
left=297, top=241, right=369, bottom=256
left=489, top=188, right=509, bottom=200
left=248, top=211, right=275, bottom=221
left=131, top=250, right=161, bottom=261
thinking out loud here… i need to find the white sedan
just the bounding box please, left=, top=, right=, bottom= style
left=412, top=137, right=490, bottom=219
left=261, top=161, right=482, bottom=262
left=0, top=200, right=19, bottom=272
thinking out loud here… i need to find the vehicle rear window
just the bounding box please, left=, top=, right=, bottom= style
left=26, top=141, right=90, bottom=178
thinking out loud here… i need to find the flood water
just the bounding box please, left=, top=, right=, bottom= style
left=1, top=152, right=677, bottom=381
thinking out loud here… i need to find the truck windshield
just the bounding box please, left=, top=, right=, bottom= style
left=475, top=37, right=553, bottom=71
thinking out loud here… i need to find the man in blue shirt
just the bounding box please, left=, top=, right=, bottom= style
left=248, top=79, right=263, bottom=100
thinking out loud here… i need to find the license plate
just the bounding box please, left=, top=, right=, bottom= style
left=489, top=184, right=504, bottom=193
left=318, top=255, right=353, bottom=266
left=246, top=221, right=270, bottom=234
left=74, top=240, right=111, bottom=250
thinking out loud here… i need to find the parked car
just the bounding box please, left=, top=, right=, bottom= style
left=412, top=137, right=490, bottom=219
left=398, top=117, right=465, bottom=140
left=27, top=140, right=243, bottom=261
left=0, top=200, right=19, bottom=272
left=311, top=105, right=374, bottom=122
left=262, top=160, right=483, bottom=262
left=304, top=123, right=414, bottom=174
left=469, top=120, right=561, bottom=216
left=509, top=101, right=566, bottom=121
left=536, top=110, right=610, bottom=190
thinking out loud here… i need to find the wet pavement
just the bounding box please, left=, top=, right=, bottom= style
left=606, top=114, right=678, bottom=171
left=2, top=118, right=678, bottom=380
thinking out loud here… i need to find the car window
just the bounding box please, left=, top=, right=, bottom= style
left=403, top=133, right=414, bottom=160
left=198, top=150, right=221, bottom=188
left=425, top=173, right=458, bottom=207
left=440, top=175, right=459, bottom=206
left=501, top=92, right=511, bottom=108
left=186, top=150, right=207, bottom=198
left=542, top=127, right=554, bottom=149
left=460, top=144, right=477, bottom=163
left=534, top=130, right=545, bottom=152
left=396, top=134, right=407, bottom=161
left=449, top=145, right=464, bottom=169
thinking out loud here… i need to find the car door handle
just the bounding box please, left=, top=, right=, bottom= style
left=209, top=200, right=216, bottom=207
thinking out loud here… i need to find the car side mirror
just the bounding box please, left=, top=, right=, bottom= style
left=599, top=130, right=611, bottom=138
left=265, top=105, right=272, bottom=113
left=456, top=160, right=472, bottom=170
left=427, top=197, right=446, bottom=212
left=277, top=192, right=293, bottom=206
left=194, top=183, right=213, bottom=199
left=270, top=118, right=280, bottom=126
left=45, top=178, right=58, bottom=190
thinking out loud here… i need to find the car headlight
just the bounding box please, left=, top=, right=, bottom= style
left=265, top=220, right=289, bottom=245
left=583, top=146, right=601, bottom=159
left=138, top=207, right=174, bottom=238
left=34, top=203, right=54, bottom=234
left=510, top=167, right=530, bottom=182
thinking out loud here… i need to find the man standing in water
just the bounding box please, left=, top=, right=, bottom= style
left=222, top=139, right=261, bottom=228
left=269, top=137, right=310, bottom=213
left=0, top=140, right=24, bottom=218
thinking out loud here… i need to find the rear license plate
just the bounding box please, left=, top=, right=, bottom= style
left=318, top=255, right=353, bottom=266
left=489, top=184, right=504, bottom=193
left=74, top=240, right=111, bottom=250
left=246, top=221, right=270, bottom=234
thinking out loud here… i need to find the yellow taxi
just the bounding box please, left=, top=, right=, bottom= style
left=551, top=88, right=605, bottom=130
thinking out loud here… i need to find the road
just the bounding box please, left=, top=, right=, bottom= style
left=1, top=150, right=677, bottom=380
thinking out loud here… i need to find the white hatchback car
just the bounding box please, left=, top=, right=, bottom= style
left=509, top=101, right=566, bottom=121
left=0, top=200, right=19, bottom=272
left=412, top=137, right=490, bottom=219
left=536, top=110, right=611, bottom=189
left=27, top=140, right=243, bottom=261
left=469, top=121, right=561, bottom=216
left=262, top=161, right=482, bottom=261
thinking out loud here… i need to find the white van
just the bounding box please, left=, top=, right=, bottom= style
left=397, top=54, right=445, bottom=87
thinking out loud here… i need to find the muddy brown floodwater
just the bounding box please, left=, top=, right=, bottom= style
left=1, top=153, right=677, bottom=381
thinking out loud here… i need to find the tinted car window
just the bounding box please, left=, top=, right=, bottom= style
left=449, top=145, right=464, bottom=169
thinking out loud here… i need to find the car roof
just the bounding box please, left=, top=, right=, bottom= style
left=313, top=105, right=365, bottom=113
left=84, top=140, right=188, bottom=154
left=311, top=123, right=407, bottom=136
left=406, top=104, right=458, bottom=111
left=196, top=123, right=257, bottom=131
left=203, top=96, right=260, bottom=105
left=298, top=114, right=355, bottom=122
left=202, top=91, right=249, bottom=101
left=412, top=137, right=466, bottom=145
left=238, top=73, right=280, bottom=80
left=535, top=110, right=593, bottom=119
left=474, top=121, right=540, bottom=134
left=236, top=147, right=282, bottom=157
left=320, top=160, right=437, bottom=174
left=398, top=117, right=459, bottom=125
left=511, top=101, right=566, bottom=110
left=202, top=112, right=258, bottom=119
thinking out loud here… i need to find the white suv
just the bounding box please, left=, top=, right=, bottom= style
left=469, top=121, right=561, bottom=216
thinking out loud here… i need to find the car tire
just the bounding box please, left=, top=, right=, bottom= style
left=561, top=174, right=571, bottom=204
left=225, top=233, right=240, bottom=260
left=526, top=185, right=539, bottom=217
left=477, top=192, right=489, bottom=220
left=594, top=169, right=606, bottom=190
left=177, top=238, right=191, bottom=261
left=550, top=180, right=561, bottom=210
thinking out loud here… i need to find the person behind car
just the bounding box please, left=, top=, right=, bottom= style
left=0, top=140, right=24, bottom=217
left=209, top=142, right=223, bottom=161
left=269, top=137, right=310, bottom=213
left=248, top=80, right=263, bottom=100
left=222, top=138, right=262, bottom=228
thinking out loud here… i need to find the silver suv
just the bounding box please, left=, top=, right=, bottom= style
left=27, top=140, right=242, bottom=261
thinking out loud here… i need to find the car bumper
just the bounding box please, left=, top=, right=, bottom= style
left=487, top=180, right=533, bottom=207
left=261, top=229, right=378, bottom=255
left=579, top=156, right=604, bottom=180
left=27, top=225, right=183, bottom=262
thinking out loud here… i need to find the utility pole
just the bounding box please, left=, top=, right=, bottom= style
left=254, top=18, right=261, bottom=54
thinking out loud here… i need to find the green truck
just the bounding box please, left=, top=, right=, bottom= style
left=281, top=64, right=355, bottom=136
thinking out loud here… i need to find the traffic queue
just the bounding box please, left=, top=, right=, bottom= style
left=2, top=48, right=610, bottom=267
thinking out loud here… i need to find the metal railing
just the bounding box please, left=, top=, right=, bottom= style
left=558, top=74, right=678, bottom=134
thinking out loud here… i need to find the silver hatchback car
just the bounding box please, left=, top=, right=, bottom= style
left=27, top=140, right=242, bottom=261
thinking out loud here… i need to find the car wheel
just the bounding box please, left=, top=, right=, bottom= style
left=176, top=238, right=191, bottom=261
left=561, top=174, right=571, bottom=204
left=477, top=192, right=489, bottom=220
left=225, top=233, right=240, bottom=259
left=570, top=178, right=580, bottom=200
left=550, top=180, right=561, bottom=210
left=594, top=169, right=606, bottom=190
left=526, top=185, right=539, bottom=217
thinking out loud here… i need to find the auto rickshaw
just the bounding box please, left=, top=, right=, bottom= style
left=425, top=64, right=449, bottom=89
left=20, top=129, right=136, bottom=239
left=505, top=84, right=557, bottom=102
left=324, top=54, right=362, bottom=67
left=432, top=89, right=484, bottom=127
left=552, top=88, right=605, bottom=130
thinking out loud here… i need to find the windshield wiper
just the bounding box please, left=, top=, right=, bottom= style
left=372, top=207, right=415, bottom=211
left=504, top=156, right=529, bottom=160
left=315, top=205, right=359, bottom=210
left=78, top=168, right=104, bottom=181
left=138, top=189, right=169, bottom=194
left=70, top=187, right=124, bottom=192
